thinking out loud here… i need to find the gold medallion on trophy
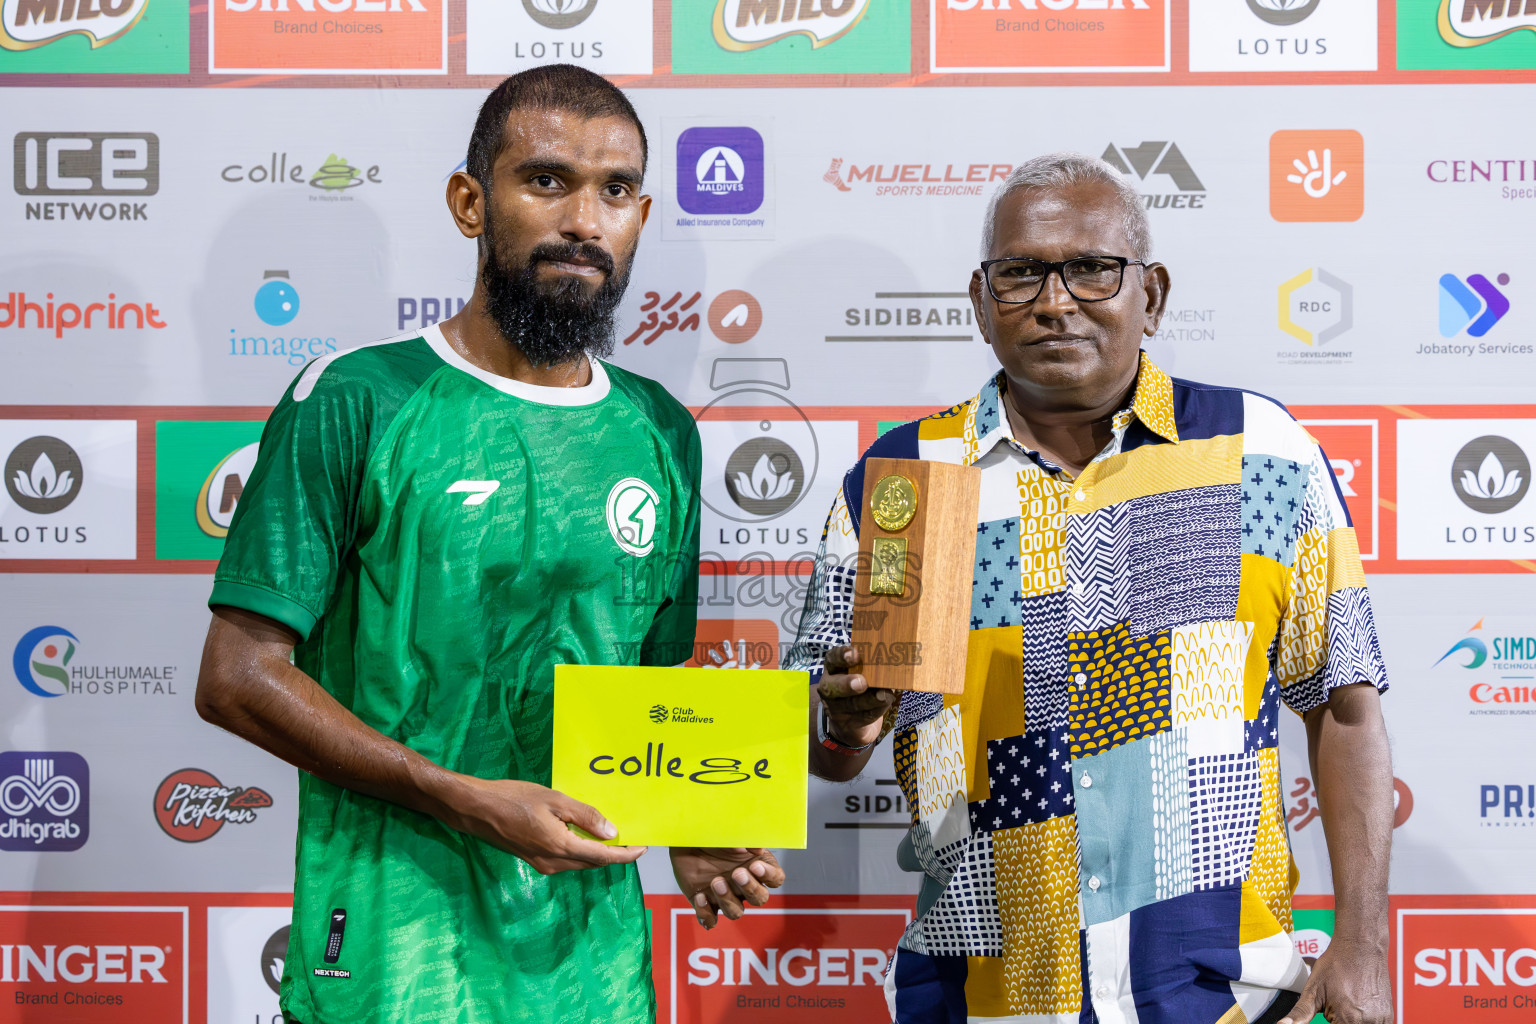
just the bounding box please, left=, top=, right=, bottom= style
left=870, top=474, right=918, bottom=533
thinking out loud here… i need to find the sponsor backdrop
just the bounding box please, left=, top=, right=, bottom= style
left=2, top=3, right=1535, bottom=1023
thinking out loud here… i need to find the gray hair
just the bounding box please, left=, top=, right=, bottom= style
left=980, top=152, right=1153, bottom=263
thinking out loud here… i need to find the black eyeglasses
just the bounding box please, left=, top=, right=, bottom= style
left=980, top=256, right=1146, bottom=304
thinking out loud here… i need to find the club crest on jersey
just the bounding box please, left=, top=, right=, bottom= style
left=606, top=478, right=658, bottom=557
left=446, top=480, right=500, bottom=506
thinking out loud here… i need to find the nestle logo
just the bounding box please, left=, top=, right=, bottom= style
left=648, top=704, right=668, bottom=723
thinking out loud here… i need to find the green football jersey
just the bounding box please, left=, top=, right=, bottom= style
left=209, top=325, right=701, bottom=1024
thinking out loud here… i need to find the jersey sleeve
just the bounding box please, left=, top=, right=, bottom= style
left=208, top=370, right=369, bottom=640
left=640, top=420, right=702, bottom=667
left=783, top=482, right=860, bottom=686
left=1273, top=438, right=1389, bottom=715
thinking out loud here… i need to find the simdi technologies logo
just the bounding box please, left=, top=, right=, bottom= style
left=210, top=0, right=447, bottom=75
left=932, top=0, right=1169, bottom=73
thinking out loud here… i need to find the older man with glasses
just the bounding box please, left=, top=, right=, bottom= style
left=790, top=152, right=1393, bottom=1024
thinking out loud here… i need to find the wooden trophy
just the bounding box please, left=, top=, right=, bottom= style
left=848, top=458, right=980, bottom=694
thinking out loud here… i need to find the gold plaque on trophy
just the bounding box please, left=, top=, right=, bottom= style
left=850, top=458, right=981, bottom=695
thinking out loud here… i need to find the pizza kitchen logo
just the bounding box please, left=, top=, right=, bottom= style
left=153, top=768, right=273, bottom=843
left=0, top=0, right=147, bottom=52
left=713, top=0, right=872, bottom=51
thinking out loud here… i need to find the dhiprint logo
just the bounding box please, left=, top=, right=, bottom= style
left=713, top=0, right=872, bottom=50
left=1269, top=130, right=1364, bottom=222
left=0, top=750, right=89, bottom=851
left=1101, top=142, right=1206, bottom=209
left=676, top=127, right=764, bottom=216
left=154, top=767, right=273, bottom=843
left=724, top=438, right=805, bottom=516
left=1247, top=0, right=1318, bottom=25
left=1439, top=273, right=1510, bottom=338
left=0, top=0, right=147, bottom=51
left=446, top=480, right=500, bottom=507
left=523, top=0, right=596, bottom=29
left=607, top=477, right=659, bottom=557
left=5, top=435, right=82, bottom=514
left=1451, top=436, right=1529, bottom=514
left=1438, top=0, right=1536, bottom=48
left=12, top=624, right=77, bottom=698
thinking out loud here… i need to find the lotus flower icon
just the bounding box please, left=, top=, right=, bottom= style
left=735, top=453, right=796, bottom=503
left=12, top=451, right=72, bottom=502
left=1461, top=451, right=1522, bottom=501
left=4, top=437, right=84, bottom=514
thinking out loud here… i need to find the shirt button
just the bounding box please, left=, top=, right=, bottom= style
left=1075, top=488, right=1086, bottom=501
left=1074, top=672, right=1087, bottom=687
left=1095, top=984, right=1110, bottom=1000
left=1081, top=773, right=1093, bottom=788
left=1088, top=875, right=1101, bottom=892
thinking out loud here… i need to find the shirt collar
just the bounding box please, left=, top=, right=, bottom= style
left=962, top=351, right=1180, bottom=467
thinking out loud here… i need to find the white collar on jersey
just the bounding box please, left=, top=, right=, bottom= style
left=422, top=323, right=612, bottom=407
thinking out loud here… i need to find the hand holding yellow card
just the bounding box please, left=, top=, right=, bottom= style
left=552, top=665, right=809, bottom=848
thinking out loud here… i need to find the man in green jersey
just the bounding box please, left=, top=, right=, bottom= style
left=195, top=65, right=782, bottom=1024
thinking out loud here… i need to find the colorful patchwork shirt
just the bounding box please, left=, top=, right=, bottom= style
left=786, top=355, right=1388, bottom=1024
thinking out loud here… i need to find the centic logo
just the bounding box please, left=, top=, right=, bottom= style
left=0, top=0, right=188, bottom=73
left=210, top=0, right=447, bottom=74
left=0, top=750, right=89, bottom=851
left=1439, top=272, right=1511, bottom=338
left=154, top=767, right=273, bottom=843
left=1278, top=267, right=1352, bottom=348
left=933, top=0, right=1169, bottom=73
left=1269, top=130, right=1364, bottom=222
left=1102, top=142, right=1205, bottom=209
left=155, top=420, right=265, bottom=560
left=1399, top=0, right=1536, bottom=69
left=671, top=0, right=910, bottom=73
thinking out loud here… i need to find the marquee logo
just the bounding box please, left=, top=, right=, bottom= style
left=1451, top=435, right=1529, bottom=513
left=1439, top=272, right=1510, bottom=338
left=1102, top=141, right=1206, bottom=209
left=1278, top=267, right=1352, bottom=347
left=5, top=436, right=82, bottom=514
left=0, top=750, right=89, bottom=851
left=0, top=0, right=147, bottom=51
left=154, top=768, right=273, bottom=843
left=1438, top=0, right=1536, bottom=46
left=712, top=0, right=871, bottom=50
left=1247, top=0, right=1318, bottom=24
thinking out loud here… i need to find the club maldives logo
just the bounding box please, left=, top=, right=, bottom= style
left=1102, top=142, right=1207, bottom=209
left=154, top=768, right=273, bottom=843
left=0, top=0, right=147, bottom=51
left=1438, top=0, right=1536, bottom=46
left=1269, top=129, right=1364, bottom=222
left=0, top=750, right=89, bottom=851
left=5, top=436, right=82, bottom=514
left=677, top=127, right=764, bottom=216
left=1439, top=273, right=1511, bottom=338
left=1247, top=0, right=1318, bottom=24
left=713, top=0, right=871, bottom=50
left=1451, top=435, right=1529, bottom=513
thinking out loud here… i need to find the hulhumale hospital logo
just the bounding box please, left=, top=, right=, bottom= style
left=1451, top=435, right=1529, bottom=514
left=1439, top=272, right=1510, bottom=338
left=12, top=625, right=78, bottom=698
left=676, top=127, right=764, bottom=216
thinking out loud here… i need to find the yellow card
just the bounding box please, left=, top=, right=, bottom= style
left=552, top=665, right=809, bottom=848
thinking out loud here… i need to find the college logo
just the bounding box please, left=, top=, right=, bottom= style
left=1278, top=267, right=1352, bottom=348
left=1399, top=906, right=1536, bottom=1022
left=1269, top=130, right=1364, bottom=222
left=933, top=0, right=1168, bottom=73
left=154, top=768, right=273, bottom=843
left=607, top=477, right=659, bottom=557
left=0, top=750, right=89, bottom=851
left=5, top=436, right=82, bottom=515
left=677, top=127, right=763, bottom=216
left=1102, top=141, right=1206, bottom=209
left=1439, top=273, right=1511, bottom=338
left=1451, top=435, right=1529, bottom=513
left=713, top=0, right=871, bottom=50
left=1438, top=0, right=1536, bottom=47
left=211, top=0, right=446, bottom=74
left=0, top=0, right=146, bottom=51
left=219, top=152, right=383, bottom=199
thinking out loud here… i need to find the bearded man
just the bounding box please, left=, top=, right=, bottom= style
left=194, top=65, right=781, bottom=1024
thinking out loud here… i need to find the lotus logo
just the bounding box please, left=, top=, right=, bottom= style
left=736, top=454, right=796, bottom=502
left=4, top=436, right=83, bottom=515
left=261, top=925, right=290, bottom=995
left=724, top=438, right=804, bottom=515
left=522, top=0, right=597, bottom=29
left=649, top=704, right=668, bottom=723
left=1247, top=0, right=1320, bottom=26
left=1451, top=436, right=1530, bottom=514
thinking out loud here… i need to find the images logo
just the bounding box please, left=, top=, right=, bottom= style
left=713, top=0, right=871, bottom=50
left=12, top=624, right=77, bottom=698
left=1451, top=435, right=1529, bottom=513
left=607, top=477, right=659, bottom=557
left=1248, top=0, right=1318, bottom=24
left=229, top=271, right=336, bottom=366
left=1439, top=272, right=1510, bottom=338
left=5, top=436, right=82, bottom=514
left=154, top=768, right=273, bottom=843
left=0, top=0, right=146, bottom=51
left=1438, top=0, right=1536, bottom=47
left=0, top=750, right=89, bottom=851
left=254, top=271, right=299, bottom=327
left=1269, top=130, right=1364, bottom=222
left=677, top=127, right=764, bottom=216
left=1102, top=142, right=1207, bottom=209
left=1278, top=267, right=1352, bottom=347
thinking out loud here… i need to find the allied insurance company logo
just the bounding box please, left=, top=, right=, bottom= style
left=1438, top=0, right=1536, bottom=48
left=0, top=750, right=89, bottom=852
left=676, top=127, right=764, bottom=217
left=1102, top=141, right=1207, bottom=208
left=0, top=0, right=146, bottom=51
left=5, top=435, right=82, bottom=515
left=1439, top=272, right=1511, bottom=338
left=1269, top=129, right=1364, bottom=222
left=712, top=0, right=871, bottom=51
left=154, top=768, right=273, bottom=843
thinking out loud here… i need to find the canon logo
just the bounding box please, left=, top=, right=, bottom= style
left=1413, top=947, right=1536, bottom=987
left=0, top=943, right=167, bottom=983
left=687, top=946, right=888, bottom=986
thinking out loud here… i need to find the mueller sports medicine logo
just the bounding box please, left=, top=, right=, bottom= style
left=1438, top=0, right=1536, bottom=47
left=713, top=0, right=871, bottom=50
left=1433, top=619, right=1536, bottom=711
left=0, top=751, right=89, bottom=852
left=0, top=0, right=147, bottom=51
left=13, top=132, right=158, bottom=222
left=823, top=158, right=1011, bottom=198
left=12, top=625, right=179, bottom=698
left=1102, top=141, right=1206, bottom=208
left=154, top=768, right=273, bottom=842
left=677, top=127, right=763, bottom=218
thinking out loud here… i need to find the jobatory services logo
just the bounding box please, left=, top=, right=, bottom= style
left=1277, top=267, right=1353, bottom=362
left=823, top=157, right=1011, bottom=198
left=1270, top=129, right=1363, bottom=222
left=210, top=0, right=447, bottom=74
left=11, top=624, right=180, bottom=698
left=1188, top=0, right=1377, bottom=71
left=1399, top=906, right=1536, bottom=1021
left=0, top=421, right=136, bottom=559
left=932, top=0, right=1169, bottom=73
left=1101, top=141, right=1206, bottom=209
left=154, top=420, right=264, bottom=560
left=1479, top=782, right=1535, bottom=826
left=466, top=0, right=653, bottom=73
left=154, top=768, right=274, bottom=843
left=1451, top=435, right=1529, bottom=513
left=1438, top=273, right=1512, bottom=339
left=671, top=0, right=909, bottom=73
left=0, top=0, right=188, bottom=72
left=227, top=270, right=337, bottom=366
left=0, top=750, right=89, bottom=852
left=13, top=131, right=158, bottom=222
left=1398, top=420, right=1536, bottom=561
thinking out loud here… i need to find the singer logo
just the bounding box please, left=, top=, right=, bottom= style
left=211, top=0, right=446, bottom=74
left=933, top=0, right=1168, bottom=72
left=1399, top=906, right=1536, bottom=1021
left=0, top=904, right=185, bottom=1019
